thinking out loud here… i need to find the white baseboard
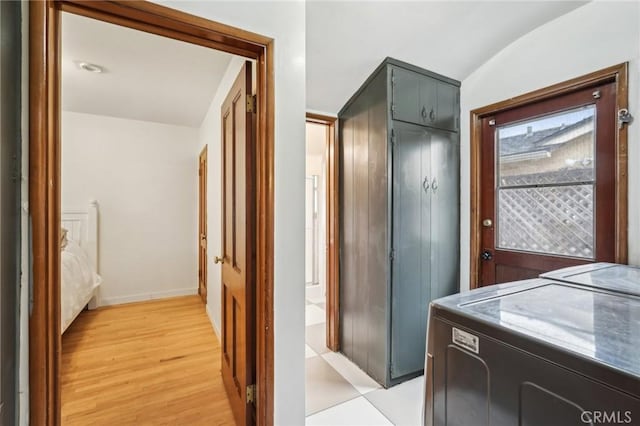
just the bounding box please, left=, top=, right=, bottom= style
left=100, top=287, right=198, bottom=306
left=206, top=304, right=221, bottom=342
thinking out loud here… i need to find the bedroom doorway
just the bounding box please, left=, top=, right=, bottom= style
left=199, top=145, right=208, bottom=304
left=29, top=2, right=275, bottom=425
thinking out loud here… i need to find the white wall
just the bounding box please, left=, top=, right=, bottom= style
left=158, top=3, right=307, bottom=423
left=459, top=1, right=640, bottom=292
left=62, top=111, right=201, bottom=305
left=198, top=55, right=245, bottom=337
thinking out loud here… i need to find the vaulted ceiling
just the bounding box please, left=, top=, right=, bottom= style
left=306, top=1, right=588, bottom=113
left=62, top=2, right=590, bottom=124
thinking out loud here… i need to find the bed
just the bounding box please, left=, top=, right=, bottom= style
left=61, top=200, right=102, bottom=333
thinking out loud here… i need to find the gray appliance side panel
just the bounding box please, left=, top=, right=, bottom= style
left=429, top=129, right=460, bottom=300
left=338, top=103, right=356, bottom=361
left=366, top=69, right=389, bottom=383
left=352, top=89, right=370, bottom=369
left=0, top=2, right=22, bottom=425
left=391, top=121, right=431, bottom=379
left=429, top=317, right=640, bottom=426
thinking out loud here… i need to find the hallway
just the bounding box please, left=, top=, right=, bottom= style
left=61, top=296, right=234, bottom=425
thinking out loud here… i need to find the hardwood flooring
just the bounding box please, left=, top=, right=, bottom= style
left=61, top=296, right=235, bottom=425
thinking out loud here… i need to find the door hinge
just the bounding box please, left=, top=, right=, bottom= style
left=488, top=119, right=496, bottom=127
left=389, top=248, right=395, bottom=262
left=391, top=70, right=396, bottom=86
left=391, top=103, right=396, bottom=114
left=246, top=384, right=256, bottom=404
left=247, top=94, right=257, bottom=113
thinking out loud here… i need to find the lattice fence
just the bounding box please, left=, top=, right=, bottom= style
left=497, top=169, right=594, bottom=259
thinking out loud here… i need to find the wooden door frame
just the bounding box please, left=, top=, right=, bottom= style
left=198, top=145, right=208, bottom=304
left=29, top=2, right=275, bottom=425
left=305, top=113, right=339, bottom=351
left=469, top=63, right=629, bottom=290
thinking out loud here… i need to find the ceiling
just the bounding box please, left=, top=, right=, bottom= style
left=306, top=1, right=588, bottom=113
left=62, top=12, right=233, bottom=127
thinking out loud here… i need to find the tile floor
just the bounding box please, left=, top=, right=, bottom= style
left=305, top=298, right=424, bottom=426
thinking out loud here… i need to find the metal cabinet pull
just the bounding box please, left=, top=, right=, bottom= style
left=429, top=108, right=436, bottom=122
left=423, top=176, right=430, bottom=192
left=431, top=177, right=438, bottom=193
left=421, top=106, right=428, bottom=119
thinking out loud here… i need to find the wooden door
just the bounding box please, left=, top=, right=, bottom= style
left=219, top=61, right=256, bottom=425
left=479, top=83, right=617, bottom=286
left=198, top=146, right=208, bottom=304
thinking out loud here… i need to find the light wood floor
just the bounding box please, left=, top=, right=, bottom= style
left=62, top=296, right=235, bottom=425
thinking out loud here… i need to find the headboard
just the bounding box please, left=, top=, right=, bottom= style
left=61, top=200, right=99, bottom=273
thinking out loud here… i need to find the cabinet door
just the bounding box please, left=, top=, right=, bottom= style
left=419, top=77, right=437, bottom=127
left=435, top=81, right=458, bottom=131
left=392, top=67, right=421, bottom=125
left=429, top=130, right=460, bottom=299
left=391, top=122, right=431, bottom=379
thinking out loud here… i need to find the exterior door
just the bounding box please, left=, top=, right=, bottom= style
left=479, top=83, right=617, bottom=286
left=219, top=61, right=256, bottom=425
left=198, top=146, right=208, bottom=304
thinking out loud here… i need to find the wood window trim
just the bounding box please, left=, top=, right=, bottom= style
left=469, top=63, right=629, bottom=290
left=305, top=112, right=339, bottom=351
left=29, top=2, right=275, bottom=425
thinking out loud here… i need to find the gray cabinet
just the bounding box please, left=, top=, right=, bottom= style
left=391, top=64, right=458, bottom=132
left=339, top=58, right=460, bottom=387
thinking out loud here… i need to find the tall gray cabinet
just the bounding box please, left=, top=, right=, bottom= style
left=338, top=58, right=460, bottom=387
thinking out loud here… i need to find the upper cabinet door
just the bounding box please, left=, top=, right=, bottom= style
left=392, top=65, right=458, bottom=132
left=392, top=67, right=421, bottom=125
left=419, top=77, right=437, bottom=127
left=435, top=81, right=458, bottom=132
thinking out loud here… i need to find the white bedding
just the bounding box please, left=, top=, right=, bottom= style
left=61, top=239, right=102, bottom=333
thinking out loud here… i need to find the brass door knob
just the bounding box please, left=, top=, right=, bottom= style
left=482, top=218, right=493, bottom=227
left=214, top=256, right=225, bottom=264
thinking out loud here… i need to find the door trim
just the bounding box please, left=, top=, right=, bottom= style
left=306, top=113, right=339, bottom=351
left=469, top=63, right=629, bottom=290
left=29, top=2, right=275, bottom=425
left=199, top=145, right=208, bottom=304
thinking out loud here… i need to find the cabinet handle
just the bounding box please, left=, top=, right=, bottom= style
left=429, top=108, right=436, bottom=122
left=432, top=177, right=438, bottom=193
left=423, top=176, right=430, bottom=192
left=421, top=106, right=428, bottom=120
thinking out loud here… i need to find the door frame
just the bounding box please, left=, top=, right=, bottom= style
left=198, top=145, right=208, bottom=304
left=305, top=113, right=339, bottom=351
left=29, top=2, right=275, bottom=425
left=469, top=63, right=629, bottom=289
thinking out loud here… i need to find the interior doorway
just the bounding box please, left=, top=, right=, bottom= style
left=29, top=2, right=275, bottom=425
left=305, top=113, right=339, bottom=350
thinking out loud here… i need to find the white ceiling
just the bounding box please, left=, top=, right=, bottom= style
left=306, top=1, right=588, bottom=113
left=62, top=12, right=233, bottom=127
